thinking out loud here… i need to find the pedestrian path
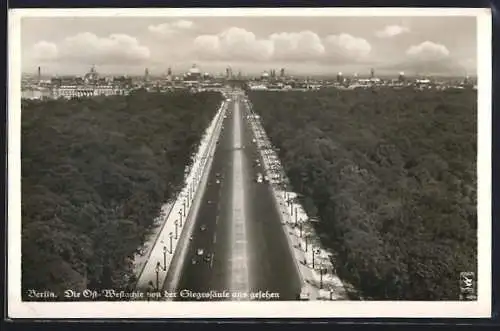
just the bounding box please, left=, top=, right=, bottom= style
left=135, top=99, right=228, bottom=292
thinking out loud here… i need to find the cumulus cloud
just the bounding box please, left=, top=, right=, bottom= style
left=375, top=25, right=409, bottom=38
left=384, top=41, right=459, bottom=74
left=269, top=31, right=325, bottom=60
left=324, top=33, right=371, bottom=60
left=32, top=41, right=59, bottom=61
left=406, top=41, right=450, bottom=61
left=149, top=20, right=195, bottom=37
left=192, top=27, right=371, bottom=63
left=194, top=27, right=273, bottom=61
left=30, top=33, right=150, bottom=65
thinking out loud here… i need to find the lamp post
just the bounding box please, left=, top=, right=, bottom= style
left=155, top=262, right=161, bottom=291
left=305, top=235, right=309, bottom=252
left=163, top=246, right=167, bottom=271
left=169, top=232, right=173, bottom=254
left=320, top=261, right=324, bottom=289
left=312, top=248, right=320, bottom=269
left=299, top=221, right=303, bottom=238
left=174, top=220, right=179, bottom=239
left=183, top=201, right=186, bottom=217
left=295, top=207, right=298, bottom=225
left=178, top=210, right=182, bottom=228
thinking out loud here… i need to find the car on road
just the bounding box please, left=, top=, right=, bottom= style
left=264, top=175, right=269, bottom=182
left=197, top=248, right=204, bottom=256
left=200, top=224, right=207, bottom=231
left=204, top=253, right=212, bottom=263
left=215, top=179, right=221, bottom=184
left=257, top=173, right=263, bottom=183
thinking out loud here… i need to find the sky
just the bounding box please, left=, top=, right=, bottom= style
left=20, top=15, right=477, bottom=77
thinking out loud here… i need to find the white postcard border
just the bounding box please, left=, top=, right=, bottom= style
left=7, top=7, right=492, bottom=319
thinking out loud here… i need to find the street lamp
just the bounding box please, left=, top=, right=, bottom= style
left=295, top=207, right=298, bottom=225
left=174, top=220, right=179, bottom=239
left=155, top=262, right=161, bottom=291
left=312, top=248, right=320, bottom=269
left=320, top=261, right=324, bottom=289
left=183, top=201, right=186, bottom=217
left=163, top=246, right=167, bottom=271
left=299, top=221, right=303, bottom=238
left=178, top=210, right=182, bottom=227
left=169, top=232, right=173, bottom=254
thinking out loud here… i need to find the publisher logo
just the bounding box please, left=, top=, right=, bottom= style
left=459, top=271, right=477, bottom=300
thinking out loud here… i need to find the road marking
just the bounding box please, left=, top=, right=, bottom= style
left=229, top=98, right=250, bottom=298
left=213, top=233, right=217, bottom=244
left=210, top=253, right=214, bottom=268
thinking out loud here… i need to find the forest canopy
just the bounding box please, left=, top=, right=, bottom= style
left=21, top=91, right=223, bottom=299
left=248, top=88, right=477, bottom=300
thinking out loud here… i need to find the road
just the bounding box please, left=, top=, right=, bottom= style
left=167, top=92, right=301, bottom=301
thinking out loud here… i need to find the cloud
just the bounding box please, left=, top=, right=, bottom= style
left=375, top=25, right=410, bottom=38
left=193, top=27, right=274, bottom=61
left=324, top=33, right=371, bottom=60
left=149, top=20, right=195, bottom=37
left=383, top=41, right=464, bottom=75
left=31, top=33, right=150, bottom=65
left=269, top=31, right=325, bottom=60
left=192, top=27, right=371, bottom=64
left=32, top=41, right=59, bottom=61
left=406, top=41, right=450, bottom=61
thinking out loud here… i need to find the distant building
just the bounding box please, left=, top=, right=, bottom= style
left=52, top=85, right=125, bottom=99
left=112, top=76, right=133, bottom=88
left=184, top=64, right=202, bottom=82
left=398, top=71, right=405, bottom=82
left=84, top=65, right=99, bottom=84
left=261, top=71, right=270, bottom=81
left=337, top=72, right=344, bottom=83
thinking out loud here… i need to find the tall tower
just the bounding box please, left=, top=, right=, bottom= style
left=145, top=68, right=149, bottom=82
left=398, top=71, right=405, bottom=82
left=370, top=68, right=375, bottom=79
left=280, top=68, right=285, bottom=78
left=167, top=67, right=172, bottom=82
left=37, top=66, right=41, bottom=83
left=337, top=72, right=344, bottom=83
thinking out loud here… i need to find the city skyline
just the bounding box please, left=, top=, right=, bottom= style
left=21, top=15, right=477, bottom=77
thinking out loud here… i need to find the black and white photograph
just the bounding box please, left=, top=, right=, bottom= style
left=8, top=7, right=491, bottom=318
